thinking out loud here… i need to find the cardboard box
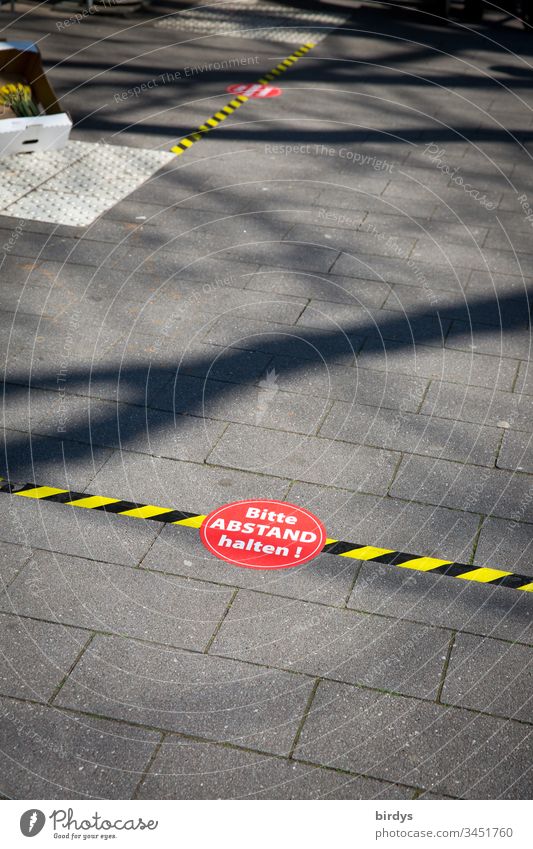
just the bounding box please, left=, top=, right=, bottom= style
left=0, top=40, right=72, bottom=157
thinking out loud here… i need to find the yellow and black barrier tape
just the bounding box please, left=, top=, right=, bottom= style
left=1, top=476, right=532, bottom=593
left=170, top=42, right=316, bottom=156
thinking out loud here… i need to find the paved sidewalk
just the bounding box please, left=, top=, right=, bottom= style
left=0, top=1, right=532, bottom=799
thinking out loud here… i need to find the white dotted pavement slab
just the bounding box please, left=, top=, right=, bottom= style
left=0, top=140, right=174, bottom=227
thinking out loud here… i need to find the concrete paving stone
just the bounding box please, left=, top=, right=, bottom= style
left=103, top=199, right=172, bottom=224
left=33, top=394, right=228, bottom=463
left=208, top=423, right=399, bottom=495
left=0, top=429, right=113, bottom=491
left=0, top=613, right=88, bottom=701
left=466, top=270, right=532, bottom=303
left=284, top=224, right=416, bottom=260
left=319, top=402, right=500, bottom=466
left=316, top=187, right=436, bottom=219
left=441, top=632, right=533, bottom=723
left=363, top=213, right=488, bottom=246
left=0, top=541, right=31, bottom=589
left=391, top=455, right=533, bottom=522
left=386, top=280, right=529, bottom=328
left=162, top=287, right=309, bottom=326
left=141, top=525, right=359, bottom=607
left=156, top=256, right=262, bottom=286
left=411, top=242, right=533, bottom=277
left=474, top=517, right=533, bottom=574
left=204, top=315, right=365, bottom=364
left=138, top=737, right=413, bottom=800
left=0, top=384, right=63, bottom=432
left=0, top=550, right=233, bottom=652
left=357, top=339, right=518, bottom=391
left=83, top=208, right=218, bottom=246
left=484, top=226, right=533, bottom=253
left=54, top=635, right=315, bottom=755
left=348, top=561, right=533, bottom=645
left=0, top=229, right=51, bottom=262
left=288, top=481, right=480, bottom=563
left=297, top=206, right=368, bottom=232
left=186, top=183, right=325, bottom=214
left=445, top=320, right=532, bottom=360
left=230, top=240, right=339, bottom=273
left=514, top=361, right=533, bottom=396
left=88, top=451, right=289, bottom=515
left=247, top=267, right=392, bottom=307
left=331, top=252, right=471, bottom=291
left=0, top=696, right=160, bottom=799
left=421, top=381, right=533, bottom=432
left=267, top=356, right=428, bottom=411
left=126, top=216, right=295, bottom=258
left=177, top=344, right=272, bottom=384
left=0, top=494, right=159, bottom=567
left=498, top=430, right=533, bottom=474
left=211, top=590, right=450, bottom=699
left=294, top=680, right=533, bottom=798
left=297, top=302, right=452, bottom=347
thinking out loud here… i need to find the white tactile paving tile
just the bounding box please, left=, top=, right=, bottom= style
left=0, top=140, right=174, bottom=227
left=154, top=0, right=350, bottom=44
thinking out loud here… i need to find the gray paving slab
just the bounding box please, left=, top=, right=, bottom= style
left=297, top=302, right=452, bottom=347
left=54, top=635, right=315, bottom=755
left=446, top=320, right=532, bottom=361
left=246, top=267, right=392, bottom=307
left=331, top=252, right=471, bottom=291
left=294, top=680, right=533, bottom=798
left=141, top=523, right=359, bottom=607
left=138, top=737, right=413, bottom=800
left=0, top=541, right=31, bottom=589
left=267, top=357, right=428, bottom=411
left=287, top=482, right=480, bottom=563
left=208, top=423, right=399, bottom=495
left=421, top=381, right=533, bottom=432
left=386, top=279, right=529, bottom=328
left=441, top=632, right=533, bottom=723
left=210, top=590, right=450, bottom=699
left=515, top=361, right=533, bottom=396
left=0, top=696, right=160, bottom=799
left=363, top=213, right=488, bottom=247
left=498, top=430, right=533, bottom=474
left=474, top=517, right=533, bottom=574
left=0, top=551, right=233, bottom=652
left=1, top=430, right=113, bottom=491
left=0, top=613, right=87, bottom=702
left=31, top=395, right=228, bottom=464
left=357, top=340, right=518, bottom=391
left=0, top=497, right=158, bottom=567
left=319, top=402, right=500, bottom=466
left=285, top=225, right=416, bottom=260
left=204, top=315, right=366, bottom=364
left=148, top=374, right=330, bottom=436
left=348, top=562, right=533, bottom=645
left=390, top=455, right=533, bottom=522
left=88, top=452, right=290, bottom=515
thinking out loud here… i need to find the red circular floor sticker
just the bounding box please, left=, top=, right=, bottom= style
left=226, top=83, right=282, bottom=98
left=200, top=499, right=326, bottom=570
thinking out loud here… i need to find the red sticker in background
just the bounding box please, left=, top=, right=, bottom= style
left=200, top=499, right=326, bottom=570
left=226, top=83, right=282, bottom=98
